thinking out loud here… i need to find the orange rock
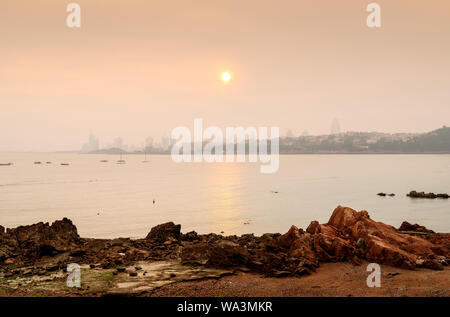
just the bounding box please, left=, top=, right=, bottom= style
left=277, top=225, right=302, bottom=248
left=326, top=206, right=448, bottom=270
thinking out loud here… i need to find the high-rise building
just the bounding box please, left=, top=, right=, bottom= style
left=161, top=136, right=170, bottom=150
left=80, top=133, right=99, bottom=153
left=331, top=118, right=341, bottom=135
left=145, top=136, right=154, bottom=148
left=112, top=137, right=124, bottom=149
left=286, top=129, right=295, bottom=138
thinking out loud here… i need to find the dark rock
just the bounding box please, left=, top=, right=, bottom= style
left=206, top=240, right=249, bottom=269
left=70, top=249, right=86, bottom=257
left=0, top=218, right=79, bottom=263
left=181, top=243, right=209, bottom=265
left=182, top=231, right=199, bottom=241
left=422, top=259, right=444, bottom=270
left=356, top=238, right=366, bottom=249
left=101, top=261, right=114, bottom=269
left=398, top=221, right=435, bottom=234
left=240, top=233, right=255, bottom=241
left=146, top=222, right=181, bottom=242
left=407, top=190, right=449, bottom=199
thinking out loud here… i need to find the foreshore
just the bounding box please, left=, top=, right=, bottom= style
left=1, top=206, right=449, bottom=297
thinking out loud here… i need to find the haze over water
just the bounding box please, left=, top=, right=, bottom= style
left=0, top=154, right=448, bottom=238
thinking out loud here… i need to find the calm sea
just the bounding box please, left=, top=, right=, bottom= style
left=0, top=154, right=449, bottom=238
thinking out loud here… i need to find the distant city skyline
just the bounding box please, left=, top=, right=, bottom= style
left=80, top=133, right=173, bottom=153
left=69, top=124, right=450, bottom=155
left=3, top=123, right=450, bottom=153
left=72, top=123, right=446, bottom=154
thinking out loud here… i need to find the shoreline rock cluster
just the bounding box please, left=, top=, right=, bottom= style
left=407, top=191, right=449, bottom=199
left=1, top=207, right=449, bottom=278
left=377, top=191, right=450, bottom=199
left=377, top=193, right=395, bottom=197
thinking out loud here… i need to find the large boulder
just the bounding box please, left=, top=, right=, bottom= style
left=307, top=220, right=355, bottom=261
left=326, top=206, right=447, bottom=270
left=1, top=218, right=80, bottom=262
left=206, top=240, right=249, bottom=269
left=146, top=222, right=181, bottom=242
left=182, top=239, right=253, bottom=269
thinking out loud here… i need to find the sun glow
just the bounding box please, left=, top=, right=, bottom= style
left=221, top=72, right=231, bottom=83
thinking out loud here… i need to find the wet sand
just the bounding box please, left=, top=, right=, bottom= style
left=151, top=262, right=450, bottom=297
left=1, top=261, right=448, bottom=297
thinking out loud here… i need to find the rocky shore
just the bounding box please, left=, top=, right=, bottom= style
left=0, top=206, right=449, bottom=296
left=407, top=190, right=450, bottom=199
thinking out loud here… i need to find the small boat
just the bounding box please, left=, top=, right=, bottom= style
left=46, top=161, right=52, bottom=164
left=117, top=152, right=126, bottom=164
left=34, top=161, right=42, bottom=165
left=142, top=148, right=149, bottom=163
left=0, top=163, right=12, bottom=166
left=100, top=160, right=108, bottom=163
left=60, top=163, right=70, bottom=166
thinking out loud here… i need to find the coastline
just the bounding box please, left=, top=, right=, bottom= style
left=1, top=206, right=448, bottom=297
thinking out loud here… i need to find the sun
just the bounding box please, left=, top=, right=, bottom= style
left=221, top=72, right=231, bottom=83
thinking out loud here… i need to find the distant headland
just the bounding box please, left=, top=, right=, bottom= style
left=83, top=126, right=450, bottom=155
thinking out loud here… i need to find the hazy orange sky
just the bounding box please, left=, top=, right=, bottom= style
left=1, top=0, right=449, bottom=151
